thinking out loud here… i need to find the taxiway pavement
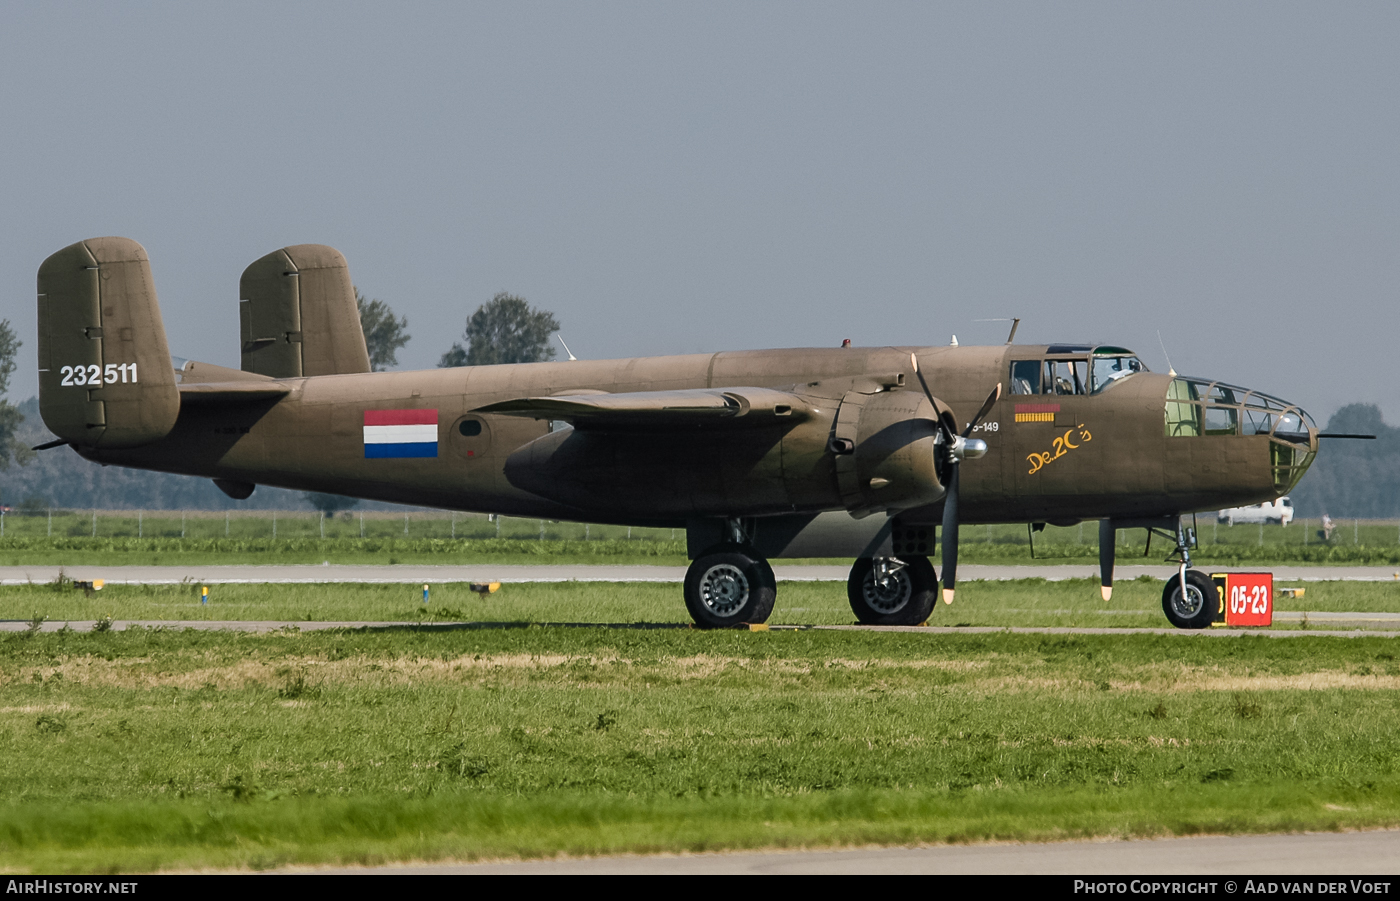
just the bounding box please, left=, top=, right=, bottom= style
left=3, top=563, right=1400, bottom=585
left=300, top=829, right=1400, bottom=874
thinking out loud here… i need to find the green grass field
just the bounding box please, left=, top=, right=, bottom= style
left=4, top=578, right=1400, bottom=872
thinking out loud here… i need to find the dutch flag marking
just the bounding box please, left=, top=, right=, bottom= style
left=364, top=409, right=438, bottom=458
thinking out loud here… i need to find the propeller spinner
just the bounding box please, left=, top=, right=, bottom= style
left=910, top=353, right=1000, bottom=605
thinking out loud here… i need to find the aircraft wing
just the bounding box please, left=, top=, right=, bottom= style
left=474, top=387, right=808, bottom=429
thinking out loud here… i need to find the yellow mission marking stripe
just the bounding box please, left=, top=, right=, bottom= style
left=1015, top=412, right=1055, bottom=422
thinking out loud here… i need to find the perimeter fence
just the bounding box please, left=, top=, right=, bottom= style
left=0, top=509, right=1396, bottom=555
left=0, top=509, right=679, bottom=543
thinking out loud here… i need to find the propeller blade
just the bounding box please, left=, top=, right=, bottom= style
left=941, top=463, right=959, bottom=604
left=1098, top=519, right=1115, bottom=601
left=909, top=353, right=955, bottom=443
left=962, top=383, right=1003, bottom=437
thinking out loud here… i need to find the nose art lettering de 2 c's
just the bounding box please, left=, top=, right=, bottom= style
left=363, top=409, right=439, bottom=458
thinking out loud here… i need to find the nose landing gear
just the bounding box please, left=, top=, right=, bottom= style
left=1101, top=516, right=1220, bottom=629
left=1163, top=569, right=1218, bottom=629
left=1160, top=519, right=1218, bottom=629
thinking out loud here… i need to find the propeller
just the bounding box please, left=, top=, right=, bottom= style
left=910, top=353, right=1000, bottom=604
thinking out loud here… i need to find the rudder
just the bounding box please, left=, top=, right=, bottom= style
left=239, top=245, right=371, bottom=378
left=36, top=237, right=179, bottom=449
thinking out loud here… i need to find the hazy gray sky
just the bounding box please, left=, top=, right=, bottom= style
left=2, top=2, right=1396, bottom=425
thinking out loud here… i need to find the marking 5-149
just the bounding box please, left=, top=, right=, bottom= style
left=59, top=364, right=139, bottom=386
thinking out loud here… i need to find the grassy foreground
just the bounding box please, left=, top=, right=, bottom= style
left=3, top=617, right=1400, bottom=871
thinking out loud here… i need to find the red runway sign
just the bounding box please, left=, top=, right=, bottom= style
left=1211, top=572, right=1273, bottom=627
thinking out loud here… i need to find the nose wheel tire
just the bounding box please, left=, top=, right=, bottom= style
left=1162, top=569, right=1219, bottom=630
left=847, top=556, right=937, bottom=626
left=684, top=545, right=777, bottom=628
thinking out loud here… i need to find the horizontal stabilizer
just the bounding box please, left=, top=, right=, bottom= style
left=178, top=381, right=291, bottom=405
left=177, top=359, right=276, bottom=385
left=475, top=387, right=807, bottom=429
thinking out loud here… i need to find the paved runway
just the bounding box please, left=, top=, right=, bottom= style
left=4, top=562, right=1400, bottom=585
left=5, top=618, right=1398, bottom=637
left=302, top=830, right=1400, bottom=874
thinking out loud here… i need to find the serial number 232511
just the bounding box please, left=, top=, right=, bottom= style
left=59, top=363, right=139, bottom=386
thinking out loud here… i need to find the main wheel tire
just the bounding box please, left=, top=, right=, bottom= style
left=683, top=545, right=777, bottom=628
left=1162, top=569, right=1219, bottom=630
left=847, top=556, right=937, bottom=626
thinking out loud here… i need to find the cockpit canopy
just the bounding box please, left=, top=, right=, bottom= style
left=1009, top=345, right=1146, bottom=397
left=1165, top=377, right=1317, bottom=493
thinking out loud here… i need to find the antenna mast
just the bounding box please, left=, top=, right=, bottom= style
left=1156, top=330, right=1176, bottom=378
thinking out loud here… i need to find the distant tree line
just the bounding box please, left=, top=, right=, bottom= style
left=1288, top=404, right=1400, bottom=518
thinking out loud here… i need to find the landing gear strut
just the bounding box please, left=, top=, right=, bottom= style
left=1102, top=516, right=1220, bottom=629
left=1160, top=519, right=1218, bottom=630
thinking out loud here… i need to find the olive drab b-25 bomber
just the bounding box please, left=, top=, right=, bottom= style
left=35, top=237, right=1324, bottom=629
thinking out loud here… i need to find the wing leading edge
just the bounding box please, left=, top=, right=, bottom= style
left=474, top=387, right=809, bottom=429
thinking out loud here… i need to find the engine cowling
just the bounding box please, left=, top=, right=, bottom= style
left=831, top=389, right=945, bottom=517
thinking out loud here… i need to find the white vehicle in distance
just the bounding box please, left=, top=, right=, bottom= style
left=1217, top=496, right=1294, bottom=526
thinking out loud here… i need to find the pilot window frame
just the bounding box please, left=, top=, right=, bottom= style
left=1044, top=358, right=1089, bottom=396
left=1164, top=378, right=1202, bottom=437
left=1010, top=355, right=1093, bottom=397
left=1009, top=359, right=1042, bottom=395
left=1089, top=352, right=1145, bottom=395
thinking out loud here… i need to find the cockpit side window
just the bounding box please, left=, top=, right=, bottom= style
left=1090, top=354, right=1144, bottom=394
left=1045, top=359, right=1088, bottom=395
left=1009, top=360, right=1041, bottom=395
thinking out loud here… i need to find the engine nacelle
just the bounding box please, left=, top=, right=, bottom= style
left=500, top=385, right=945, bottom=520
left=832, top=389, right=945, bottom=517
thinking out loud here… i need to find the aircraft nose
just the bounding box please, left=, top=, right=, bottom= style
left=1164, top=376, right=1317, bottom=493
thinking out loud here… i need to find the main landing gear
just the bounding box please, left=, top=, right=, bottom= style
left=847, top=556, right=937, bottom=626
left=683, top=543, right=777, bottom=629
left=682, top=545, right=939, bottom=629
left=1102, top=517, right=1219, bottom=630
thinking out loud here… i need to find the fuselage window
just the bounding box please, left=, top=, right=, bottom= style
left=459, top=419, right=482, bottom=437
left=1204, top=406, right=1238, bottom=436
left=1275, top=411, right=1309, bottom=444
left=1208, top=384, right=1242, bottom=405
left=1243, top=408, right=1276, bottom=435
left=1165, top=378, right=1202, bottom=437
left=1010, top=360, right=1041, bottom=395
